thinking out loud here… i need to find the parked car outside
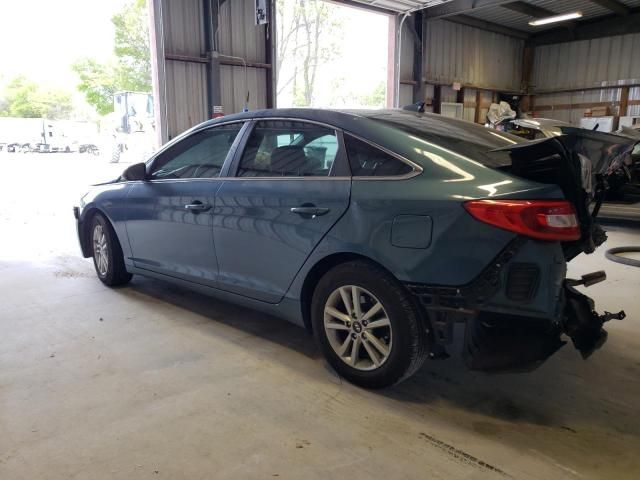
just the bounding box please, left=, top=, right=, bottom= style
left=78, top=143, right=100, bottom=155
left=74, top=109, right=631, bottom=388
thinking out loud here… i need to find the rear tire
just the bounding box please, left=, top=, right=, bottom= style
left=90, top=213, right=132, bottom=286
left=311, top=261, right=428, bottom=389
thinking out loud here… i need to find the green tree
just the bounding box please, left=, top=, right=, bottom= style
left=72, top=59, right=118, bottom=116
left=112, top=0, right=152, bottom=92
left=2, top=76, right=39, bottom=117
left=276, top=0, right=343, bottom=106
left=0, top=76, right=73, bottom=119
left=73, top=0, right=151, bottom=115
left=357, top=81, right=386, bottom=108
left=33, top=89, right=73, bottom=119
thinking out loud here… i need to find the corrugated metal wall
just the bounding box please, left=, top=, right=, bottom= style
left=398, top=18, right=415, bottom=108
left=218, top=0, right=269, bottom=113
left=160, top=0, right=209, bottom=139
left=423, top=19, right=524, bottom=92
left=533, top=89, right=622, bottom=124
left=532, top=33, right=640, bottom=125
left=533, top=33, right=640, bottom=91
left=152, top=0, right=269, bottom=140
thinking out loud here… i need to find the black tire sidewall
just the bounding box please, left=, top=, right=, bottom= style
left=91, top=214, right=115, bottom=284
left=311, top=262, right=425, bottom=388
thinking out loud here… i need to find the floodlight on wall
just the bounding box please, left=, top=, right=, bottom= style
left=528, top=12, right=582, bottom=26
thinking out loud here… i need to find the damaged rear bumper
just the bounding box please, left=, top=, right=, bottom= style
left=407, top=269, right=626, bottom=372
left=563, top=278, right=625, bottom=358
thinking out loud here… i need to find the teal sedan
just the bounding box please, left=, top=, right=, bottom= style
left=74, top=109, right=630, bottom=388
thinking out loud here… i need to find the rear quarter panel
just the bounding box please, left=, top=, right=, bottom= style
left=289, top=176, right=514, bottom=290
left=285, top=168, right=569, bottom=321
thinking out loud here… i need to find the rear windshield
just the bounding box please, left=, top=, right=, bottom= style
left=366, top=111, right=522, bottom=168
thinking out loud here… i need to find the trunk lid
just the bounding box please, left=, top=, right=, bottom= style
left=492, top=132, right=637, bottom=260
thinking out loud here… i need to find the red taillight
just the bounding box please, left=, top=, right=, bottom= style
left=463, top=200, right=581, bottom=241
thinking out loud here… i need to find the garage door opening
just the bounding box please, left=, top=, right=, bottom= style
left=0, top=0, right=155, bottom=261
left=275, top=0, right=390, bottom=109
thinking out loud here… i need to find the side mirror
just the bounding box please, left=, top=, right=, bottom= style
left=122, top=162, right=147, bottom=181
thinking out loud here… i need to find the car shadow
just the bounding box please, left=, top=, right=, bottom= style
left=126, top=275, right=321, bottom=360
left=125, top=275, right=640, bottom=436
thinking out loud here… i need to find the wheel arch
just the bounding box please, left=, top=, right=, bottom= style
left=299, top=252, right=402, bottom=333
left=79, top=206, right=117, bottom=258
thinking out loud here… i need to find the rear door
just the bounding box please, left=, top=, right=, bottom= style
left=125, top=122, right=245, bottom=287
left=213, top=119, right=351, bottom=303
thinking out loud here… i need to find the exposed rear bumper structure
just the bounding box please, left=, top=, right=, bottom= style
left=405, top=236, right=528, bottom=315
left=406, top=250, right=626, bottom=372
left=563, top=281, right=625, bottom=358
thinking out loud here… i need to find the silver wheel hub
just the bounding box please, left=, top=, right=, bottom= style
left=92, top=224, right=109, bottom=276
left=323, top=285, right=392, bottom=371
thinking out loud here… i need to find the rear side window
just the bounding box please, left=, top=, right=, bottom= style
left=238, top=120, right=338, bottom=177
left=344, top=135, right=413, bottom=177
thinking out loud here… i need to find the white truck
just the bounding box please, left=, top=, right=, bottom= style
left=0, top=117, right=98, bottom=153
left=108, top=91, right=155, bottom=163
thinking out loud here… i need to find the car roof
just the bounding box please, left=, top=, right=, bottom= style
left=197, top=107, right=521, bottom=147
left=199, top=108, right=372, bottom=127
left=200, top=107, right=497, bottom=129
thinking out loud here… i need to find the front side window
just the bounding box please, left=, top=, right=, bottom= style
left=149, top=123, right=243, bottom=180
left=344, top=134, right=413, bottom=177
left=237, top=120, right=338, bottom=177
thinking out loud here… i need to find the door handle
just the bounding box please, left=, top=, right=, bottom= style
left=290, top=206, right=330, bottom=218
left=185, top=201, right=211, bottom=212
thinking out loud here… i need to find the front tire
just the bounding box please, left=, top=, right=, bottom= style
left=90, top=213, right=132, bottom=286
left=311, top=261, right=428, bottom=389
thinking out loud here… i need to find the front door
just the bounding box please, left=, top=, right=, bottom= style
left=126, top=123, right=245, bottom=287
left=213, top=120, right=351, bottom=303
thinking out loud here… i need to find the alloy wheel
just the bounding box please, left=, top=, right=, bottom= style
left=323, top=285, right=393, bottom=371
left=93, top=224, right=109, bottom=277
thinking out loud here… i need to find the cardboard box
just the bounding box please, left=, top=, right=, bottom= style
left=590, top=106, right=610, bottom=117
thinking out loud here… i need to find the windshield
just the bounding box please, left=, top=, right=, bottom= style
left=365, top=110, right=522, bottom=168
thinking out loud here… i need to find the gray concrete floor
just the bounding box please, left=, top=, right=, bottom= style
left=1, top=154, right=639, bottom=480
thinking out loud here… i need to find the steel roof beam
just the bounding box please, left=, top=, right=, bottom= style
left=532, top=10, right=640, bottom=44
left=501, top=1, right=578, bottom=29
left=586, top=0, right=630, bottom=15
left=327, top=1, right=397, bottom=15
left=423, top=0, right=516, bottom=18
left=501, top=1, right=555, bottom=18
left=445, top=14, right=530, bottom=38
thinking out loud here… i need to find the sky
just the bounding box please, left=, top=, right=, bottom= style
left=313, top=4, right=389, bottom=108
left=0, top=0, right=389, bottom=112
left=0, top=0, right=128, bottom=89
left=277, top=1, right=389, bottom=108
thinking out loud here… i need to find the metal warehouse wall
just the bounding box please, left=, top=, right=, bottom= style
left=532, top=33, right=640, bottom=124
left=153, top=0, right=209, bottom=141
left=398, top=19, right=415, bottom=108
left=218, top=0, right=269, bottom=114
left=423, top=19, right=524, bottom=92
left=150, top=0, right=270, bottom=142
